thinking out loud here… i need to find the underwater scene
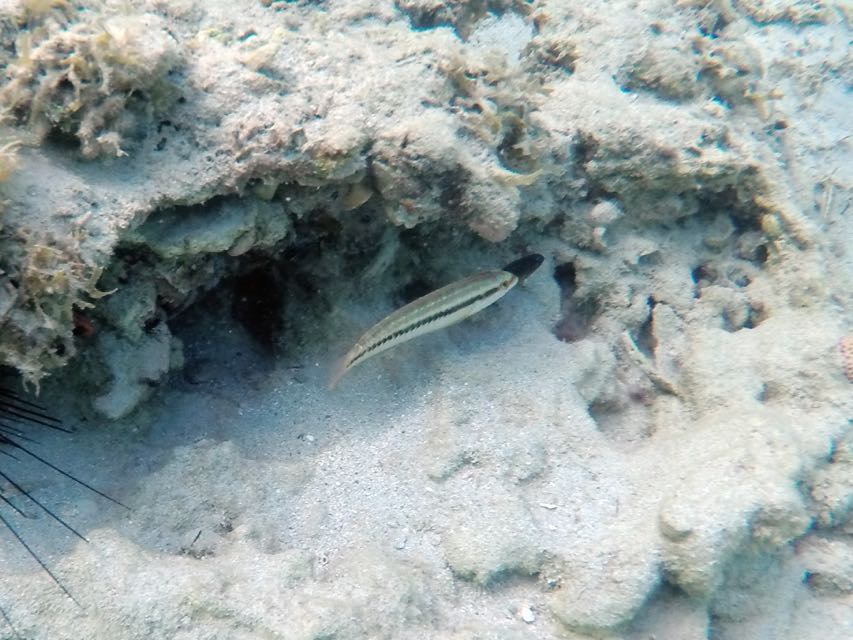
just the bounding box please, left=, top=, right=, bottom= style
left=0, top=0, right=851, bottom=638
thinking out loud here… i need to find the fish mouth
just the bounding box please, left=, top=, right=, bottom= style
left=501, top=253, right=545, bottom=281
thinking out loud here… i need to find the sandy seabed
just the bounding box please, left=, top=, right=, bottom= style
left=0, top=0, right=851, bottom=638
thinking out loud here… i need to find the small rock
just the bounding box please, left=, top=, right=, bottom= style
left=93, top=325, right=173, bottom=419
left=587, top=200, right=623, bottom=226
left=801, top=538, right=853, bottom=596
left=703, top=214, right=735, bottom=249
left=520, top=605, right=536, bottom=624
left=442, top=494, right=544, bottom=586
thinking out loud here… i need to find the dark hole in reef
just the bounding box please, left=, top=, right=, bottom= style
left=496, top=112, right=537, bottom=173
left=710, top=93, right=733, bottom=109
left=633, top=296, right=657, bottom=358
left=721, top=301, right=766, bottom=333
left=696, top=187, right=739, bottom=218
left=230, top=267, right=285, bottom=348
left=553, top=261, right=598, bottom=343
left=691, top=262, right=717, bottom=297
left=571, top=132, right=599, bottom=166
left=143, top=316, right=161, bottom=333
left=754, top=243, right=769, bottom=264
left=437, top=172, right=465, bottom=209
left=56, top=78, right=74, bottom=95
left=698, top=12, right=729, bottom=38
left=554, top=261, right=577, bottom=296
left=42, top=126, right=81, bottom=153
left=691, top=265, right=704, bottom=283
left=306, top=213, right=344, bottom=245
left=287, top=216, right=346, bottom=273
left=110, top=246, right=152, bottom=277
left=72, top=317, right=91, bottom=337
left=157, top=294, right=179, bottom=314
left=126, top=91, right=151, bottom=111
left=730, top=212, right=763, bottom=235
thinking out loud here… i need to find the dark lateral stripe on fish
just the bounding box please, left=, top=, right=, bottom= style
left=329, top=269, right=520, bottom=388
left=348, top=282, right=508, bottom=368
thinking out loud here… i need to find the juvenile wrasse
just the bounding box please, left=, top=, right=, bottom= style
left=329, top=254, right=543, bottom=388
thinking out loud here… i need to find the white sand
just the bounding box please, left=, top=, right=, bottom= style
left=0, top=0, right=851, bottom=638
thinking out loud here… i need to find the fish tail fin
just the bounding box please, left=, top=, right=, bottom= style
left=327, top=354, right=350, bottom=390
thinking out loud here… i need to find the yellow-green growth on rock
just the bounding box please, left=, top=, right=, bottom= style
left=1, top=5, right=183, bottom=159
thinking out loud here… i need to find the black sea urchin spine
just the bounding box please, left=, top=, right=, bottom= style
left=0, top=385, right=124, bottom=636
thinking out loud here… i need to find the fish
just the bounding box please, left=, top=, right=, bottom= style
left=328, top=254, right=544, bottom=388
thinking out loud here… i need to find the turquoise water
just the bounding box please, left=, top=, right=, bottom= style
left=1, top=1, right=851, bottom=638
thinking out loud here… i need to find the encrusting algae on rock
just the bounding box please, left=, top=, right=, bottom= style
left=0, top=3, right=182, bottom=159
